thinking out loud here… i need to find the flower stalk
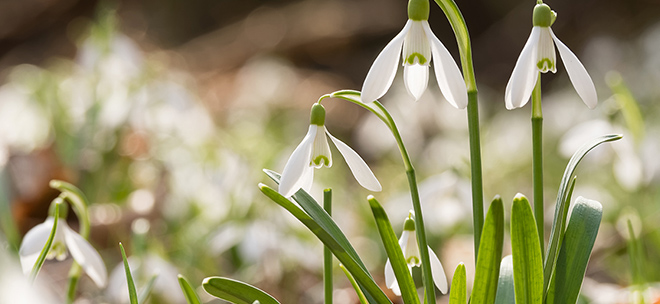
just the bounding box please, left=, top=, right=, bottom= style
left=531, top=76, right=544, bottom=257
left=432, top=0, right=484, bottom=260
left=323, top=189, right=333, bottom=304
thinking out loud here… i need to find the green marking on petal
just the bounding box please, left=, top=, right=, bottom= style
left=537, top=58, right=554, bottom=73
left=406, top=53, right=427, bottom=65
left=407, top=256, right=420, bottom=265
left=312, top=155, right=330, bottom=167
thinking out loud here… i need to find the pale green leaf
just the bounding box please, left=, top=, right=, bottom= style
left=203, top=277, right=280, bottom=304
left=449, top=263, right=467, bottom=304
left=511, top=195, right=543, bottom=304
left=470, top=196, right=504, bottom=304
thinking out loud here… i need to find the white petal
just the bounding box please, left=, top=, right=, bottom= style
left=326, top=130, right=382, bottom=192
left=18, top=219, right=55, bottom=274
left=551, top=29, right=598, bottom=109
left=384, top=259, right=402, bottom=296
left=361, top=21, right=411, bottom=103
left=311, top=125, right=332, bottom=168
left=505, top=27, right=541, bottom=109
left=428, top=247, right=448, bottom=294
left=384, top=259, right=396, bottom=289
left=279, top=125, right=316, bottom=197
left=536, top=28, right=557, bottom=73
left=63, top=224, right=107, bottom=288
left=422, top=21, right=468, bottom=109
left=403, top=64, right=429, bottom=101
left=300, top=164, right=314, bottom=194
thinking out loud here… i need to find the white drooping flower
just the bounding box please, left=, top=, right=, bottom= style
left=361, top=0, right=467, bottom=107
left=505, top=3, right=597, bottom=110
left=19, top=217, right=108, bottom=288
left=384, top=211, right=447, bottom=296
left=278, top=104, right=382, bottom=197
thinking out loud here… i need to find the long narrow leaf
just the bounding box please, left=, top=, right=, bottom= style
left=340, top=264, right=369, bottom=304
left=29, top=198, right=63, bottom=282
left=203, top=277, right=280, bottom=304
left=511, top=195, right=543, bottom=304
left=470, top=196, right=504, bottom=304
left=178, top=274, right=202, bottom=304
left=260, top=184, right=392, bottom=304
left=367, top=196, right=420, bottom=304
left=138, top=274, right=158, bottom=304
left=264, top=170, right=371, bottom=274
left=449, top=263, right=467, bottom=304
left=548, top=197, right=602, bottom=304
left=544, top=135, right=621, bottom=291
left=119, top=243, right=138, bottom=304
left=494, top=255, right=515, bottom=304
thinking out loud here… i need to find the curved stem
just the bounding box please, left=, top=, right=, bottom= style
left=531, top=75, right=544, bottom=257
left=323, top=90, right=436, bottom=303
left=433, top=0, right=484, bottom=260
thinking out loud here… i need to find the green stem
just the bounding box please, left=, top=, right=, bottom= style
left=433, top=0, right=484, bottom=260
left=322, top=91, right=436, bottom=302
left=29, top=199, right=62, bottom=283
left=323, top=189, right=333, bottom=304
left=66, top=264, right=81, bottom=304
left=531, top=75, right=544, bottom=257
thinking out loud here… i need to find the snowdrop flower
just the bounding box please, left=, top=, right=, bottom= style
left=361, top=0, right=467, bottom=107
left=384, top=211, right=447, bottom=296
left=19, top=216, right=107, bottom=288
left=278, top=103, right=381, bottom=197
left=505, top=3, right=597, bottom=110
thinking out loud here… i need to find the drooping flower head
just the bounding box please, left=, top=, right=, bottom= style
left=361, top=0, right=467, bottom=108
left=384, top=211, right=447, bottom=296
left=19, top=215, right=107, bottom=288
left=505, top=3, right=597, bottom=110
left=278, top=103, right=381, bottom=197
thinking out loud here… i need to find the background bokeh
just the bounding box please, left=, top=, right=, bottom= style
left=0, top=0, right=659, bottom=303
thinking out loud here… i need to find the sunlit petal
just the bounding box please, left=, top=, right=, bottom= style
left=536, top=27, right=557, bottom=73
left=361, top=21, right=412, bottom=103
left=300, top=164, right=314, bottom=194
left=403, top=64, right=429, bottom=101
left=279, top=125, right=316, bottom=197
left=551, top=29, right=598, bottom=109
left=63, top=223, right=107, bottom=287
left=428, top=247, right=448, bottom=294
left=422, top=21, right=468, bottom=109
left=505, top=27, right=541, bottom=109
left=311, top=125, right=332, bottom=168
left=326, top=130, right=382, bottom=192
left=384, top=259, right=396, bottom=289
left=18, top=219, right=55, bottom=274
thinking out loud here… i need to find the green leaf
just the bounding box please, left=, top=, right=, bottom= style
left=470, top=196, right=504, bottom=304
left=511, top=195, right=543, bottom=304
left=119, top=243, right=138, bottom=304
left=29, top=198, right=63, bottom=282
left=544, top=135, right=621, bottom=291
left=494, top=255, right=515, bottom=304
left=178, top=275, right=202, bottom=304
left=340, top=264, right=369, bottom=304
left=449, top=263, right=467, bottom=304
left=548, top=197, right=602, bottom=304
left=367, top=196, right=420, bottom=304
left=259, top=183, right=392, bottom=304
left=138, top=274, right=158, bottom=304
left=203, top=277, right=281, bottom=304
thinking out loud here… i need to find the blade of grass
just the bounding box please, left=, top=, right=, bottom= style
left=511, top=195, right=543, bottom=304
left=260, top=184, right=392, bottom=304
left=340, top=264, right=369, bottom=304
left=449, top=263, right=467, bottom=304
left=29, top=198, right=63, bottom=283
left=178, top=274, right=202, bottom=304
left=493, top=255, right=515, bottom=304
left=547, top=197, right=602, bottom=304
left=119, top=242, right=138, bottom=304
left=203, top=277, right=280, bottom=304
left=138, top=274, right=158, bottom=304
left=470, top=196, right=504, bottom=304
left=367, top=196, right=420, bottom=304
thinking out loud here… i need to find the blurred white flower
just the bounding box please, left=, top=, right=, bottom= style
left=1, top=236, right=56, bottom=304
left=505, top=3, right=597, bottom=110
left=18, top=217, right=107, bottom=288
left=384, top=211, right=447, bottom=296
left=279, top=104, right=381, bottom=197
left=361, top=20, right=467, bottom=107
left=106, top=254, right=185, bottom=304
